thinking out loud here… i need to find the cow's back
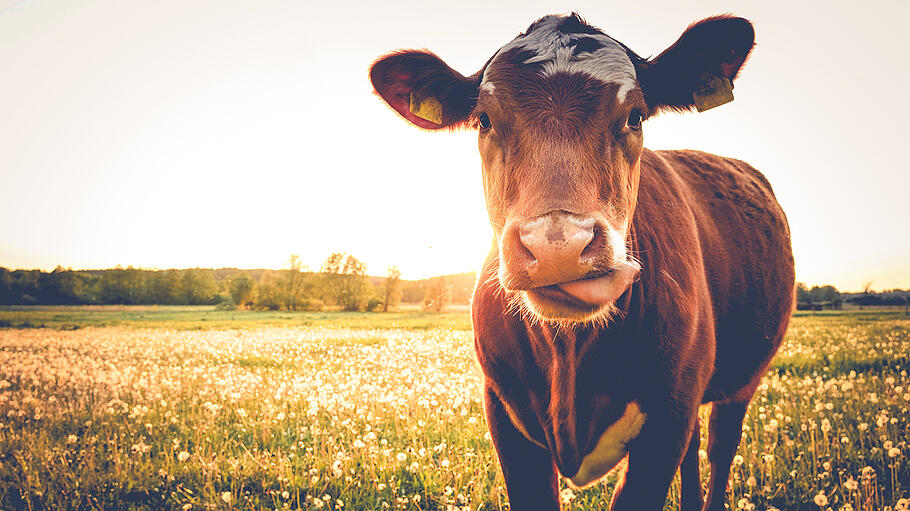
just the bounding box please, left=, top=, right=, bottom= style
left=640, top=149, right=794, bottom=401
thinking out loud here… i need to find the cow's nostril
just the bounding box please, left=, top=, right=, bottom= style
left=580, top=224, right=606, bottom=262
left=505, top=224, right=537, bottom=269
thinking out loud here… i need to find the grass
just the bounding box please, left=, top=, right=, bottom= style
left=0, top=308, right=908, bottom=510
left=0, top=305, right=473, bottom=331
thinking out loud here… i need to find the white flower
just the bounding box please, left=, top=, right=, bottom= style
left=814, top=491, right=828, bottom=507
left=220, top=492, right=231, bottom=503
left=177, top=451, right=190, bottom=462
left=559, top=488, right=576, bottom=505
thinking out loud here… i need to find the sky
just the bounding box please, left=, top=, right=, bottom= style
left=0, top=0, right=908, bottom=291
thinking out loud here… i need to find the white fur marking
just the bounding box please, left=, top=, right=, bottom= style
left=568, top=401, right=646, bottom=488
left=480, top=14, right=638, bottom=102
left=480, top=81, right=496, bottom=93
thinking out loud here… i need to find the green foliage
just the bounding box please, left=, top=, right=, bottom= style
left=383, top=266, right=402, bottom=312
left=422, top=276, right=452, bottom=313
left=320, top=253, right=371, bottom=312
left=229, top=274, right=257, bottom=309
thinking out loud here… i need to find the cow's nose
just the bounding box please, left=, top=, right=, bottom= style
left=503, top=211, right=607, bottom=288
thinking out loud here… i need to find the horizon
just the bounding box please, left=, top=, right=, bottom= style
left=0, top=262, right=902, bottom=294
left=2, top=0, right=909, bottom=292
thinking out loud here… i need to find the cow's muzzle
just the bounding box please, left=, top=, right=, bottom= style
left=499, top=211, right=639, bottom=310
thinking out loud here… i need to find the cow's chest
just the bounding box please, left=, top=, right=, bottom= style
left=502, top=398, right=647, bottom=488
left=567, top=401, right=646, bottom=488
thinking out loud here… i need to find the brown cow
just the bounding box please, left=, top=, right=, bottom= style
left=370, top=12, right=794, bottom=510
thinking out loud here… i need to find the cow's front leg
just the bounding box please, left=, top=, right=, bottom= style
left=483, top=385, right=559, bottom=510
left=609, top=406, right=699, bottom=511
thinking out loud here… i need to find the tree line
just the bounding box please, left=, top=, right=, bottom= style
left=796, top=282, right=910, bottom=310
left=0, top=254, right=477, bottom=312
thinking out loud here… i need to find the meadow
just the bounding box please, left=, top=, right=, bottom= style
left=0, top=307, right=908, bottom=510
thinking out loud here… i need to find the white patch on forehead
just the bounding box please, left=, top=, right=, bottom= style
left=480, top=81, right=496, bottom=94
left=481, top=14, right=638, bottom=102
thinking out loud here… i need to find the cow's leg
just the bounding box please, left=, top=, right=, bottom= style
left=702, top=400, right=748, bottom=511
left=680, top=415, right=704, bottom=511
left=483, top=386, right=559, bottom=511
left=609, top=408, right=698, bottom=510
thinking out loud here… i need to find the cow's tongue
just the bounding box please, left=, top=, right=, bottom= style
left=555, top=262, right=640, bottom=306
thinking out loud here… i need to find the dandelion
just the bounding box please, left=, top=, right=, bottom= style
left=281, top=491, right=289, bottom=500
left=177, top=451, right=190, bottom=462
left=889, top=447, right=901, bottom=458
left=844, top=477, right=858, bottom=491
left=559, top=488, right=576, bottom=505
left=733, top=455, right=744, bottom=466
left=313, top=498, right=325, bottom=509
left=396, top=452, right=407, bottom=463
left=220, top=492, right=231, bottom=504
left=67, top=434, right=77, bottom=444
left=814, top=491, right=828, bottom=507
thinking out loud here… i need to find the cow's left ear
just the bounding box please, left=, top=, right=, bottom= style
left=635, top=16, right=755, bottom=113
left=370, top=50, right=483, bottom=130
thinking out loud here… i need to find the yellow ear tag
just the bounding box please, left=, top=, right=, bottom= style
left=409, top=92, right=443, bottom=125
left=693, top=73, right=734, bottom=112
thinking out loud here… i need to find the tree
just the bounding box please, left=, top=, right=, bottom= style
left=422, top=276, right=452, bottom=313
left=281, top=254, right=309, bottom=311
left=321, top=252, right=371, bottom=311
left=383, top=266, right=402, bottom=312
left=255, top=271, right=283, bottom=310
left=796, top=282, right=810, bottom=304
left=230, top=273, right=257, bottom=309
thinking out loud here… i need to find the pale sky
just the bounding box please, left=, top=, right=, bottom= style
left=1, top=0, right=908, bottom=291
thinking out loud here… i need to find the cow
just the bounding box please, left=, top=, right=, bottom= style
left=370, top=12, right=794, bottom=511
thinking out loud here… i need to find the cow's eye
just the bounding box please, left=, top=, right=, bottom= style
left=627, top=109, right=643, bottom=130
left=477, top=112, right=492, bottom=131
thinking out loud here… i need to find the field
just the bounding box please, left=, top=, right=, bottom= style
left=0, top=308, right=909, bottom=510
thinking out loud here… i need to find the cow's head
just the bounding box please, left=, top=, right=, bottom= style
left=371, top=13, right=754, bottom=323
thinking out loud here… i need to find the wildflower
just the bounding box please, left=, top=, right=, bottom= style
left=844, top=477, right=858, bottom=491
left=221, top=492, right=231, bottom=503
left=737, top=497, right=755, bottom=510
left=281, top=491, right=289, bottom=500
left=177, top=451, right=190, bottom=462
left=559, top=488, right=576, bottom=505
left=182, top=504, right=192, bottom=511
left=313, top=499, right=325, bottom=509
left=67, top=434, right=78, bottom=444
left=889, top=447, right=901, bottom=458
left=236, top=408, right=247, bottom=418
left=396, top=452, right=407, bottom=462
left=733, top=455, right=744, bottom=466
left=814, top=491, right=828, bottom=507
left=335, top=498, right=344, bottom=509
left=746, top=476, right=756, bottom=487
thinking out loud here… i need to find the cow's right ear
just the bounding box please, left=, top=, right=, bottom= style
left=370, top=50, right=482, bottom=130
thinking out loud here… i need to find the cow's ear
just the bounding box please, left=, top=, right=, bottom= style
left=635, top=16, right=754, bottom=114
left=370, top=50, right=482, bottom=130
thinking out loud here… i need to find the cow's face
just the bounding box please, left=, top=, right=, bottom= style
left=371, top=13, right=754, bottom=323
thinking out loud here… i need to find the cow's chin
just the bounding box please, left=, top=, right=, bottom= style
left=521, top=286, right=615, bottom=324
left=508, top=263, right=640, bottom=324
